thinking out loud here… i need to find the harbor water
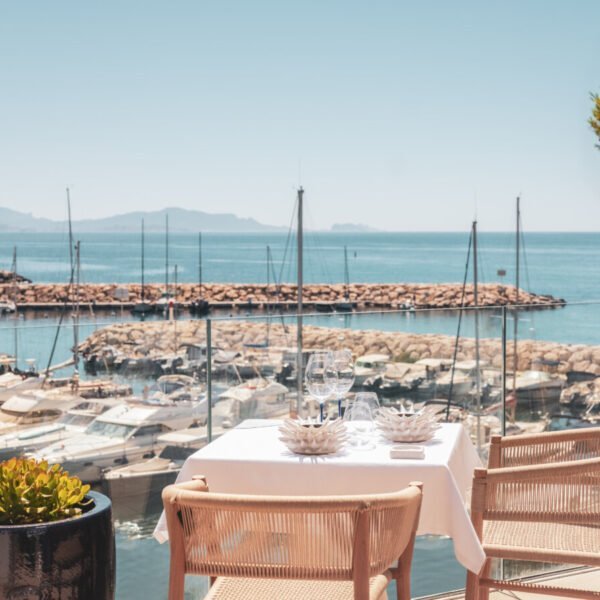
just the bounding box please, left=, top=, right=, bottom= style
left=1, top=231, right=599, bottom=598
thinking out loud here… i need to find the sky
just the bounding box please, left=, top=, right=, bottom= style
left=1, top=1, right=599, bottom=231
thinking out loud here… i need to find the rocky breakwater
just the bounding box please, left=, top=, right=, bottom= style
left=79, top=319, right=597, bottom=377
left=0, top=270, right=30, bottom=284
left=0, top=282, right=565, bottom=310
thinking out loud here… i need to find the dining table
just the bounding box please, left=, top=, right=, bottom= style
left=154, top=419, right=486, bottom=575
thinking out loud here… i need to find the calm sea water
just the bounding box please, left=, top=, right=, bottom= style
left=1, top=231, right=600, bottom=299
left=1, top=231, right=600, bottom=345
left=1, top=231, right=599, bottom=598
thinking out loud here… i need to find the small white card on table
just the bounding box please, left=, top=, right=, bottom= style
left=390, top=444, right=425, bottom=460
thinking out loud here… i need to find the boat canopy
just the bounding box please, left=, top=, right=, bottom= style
left=2, top=392, right=76, bottom=414
left=356, top=354, right=390, bottom=368
left=157, top=428, right=208, bottom=446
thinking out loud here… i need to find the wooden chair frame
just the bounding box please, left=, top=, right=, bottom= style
left=465, top=458, right=600, bottom=600
left=488, top=427, right=600, bottom=469
left=162, top=477, right=423, bottom=600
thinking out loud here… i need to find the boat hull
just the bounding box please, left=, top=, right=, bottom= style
left=103, top=468, right=180, bottom=522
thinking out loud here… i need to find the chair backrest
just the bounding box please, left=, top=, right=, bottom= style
left=488, top=427, right=600, bottom=469
left=472, top=457, right=600, bottom=526
left=162, top=480, right=422, bottom=585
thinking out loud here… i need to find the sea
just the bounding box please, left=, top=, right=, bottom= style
left=1, top=231, right=599, bottom=599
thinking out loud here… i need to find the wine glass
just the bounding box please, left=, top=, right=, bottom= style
left=332, top=349, right=355, bottom=417
left=343, top=400, right=375, bottom=449
left=305, top=352, right=337, bottom=422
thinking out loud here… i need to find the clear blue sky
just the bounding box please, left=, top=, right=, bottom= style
left=1, top=1, right=599, bottom=231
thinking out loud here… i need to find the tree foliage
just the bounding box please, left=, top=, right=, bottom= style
left=590, top=93, right=600, bottom=149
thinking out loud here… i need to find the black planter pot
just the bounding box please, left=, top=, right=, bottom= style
left=0, top=491, right=115, bottom=600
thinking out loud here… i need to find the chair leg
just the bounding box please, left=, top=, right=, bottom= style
left=478, top=559, right=492, bottom=600
left=465, top=569, right=480, bottom=600
left=168, top=557, right=185, bottom=600
left=395, top=539, right=415, bottom=600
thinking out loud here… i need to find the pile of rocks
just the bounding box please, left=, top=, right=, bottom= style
left=0, top=270, right=31, bottom=284
left=0, top=282, right=565, bottom=309
left=79, top=320, right=599, bottom=376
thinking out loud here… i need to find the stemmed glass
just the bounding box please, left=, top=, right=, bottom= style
left=332, top=349, right=355, bottom=418
left=305, top=352, right=337, bottom=422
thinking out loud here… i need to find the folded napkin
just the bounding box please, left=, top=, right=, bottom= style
left=390, top=444, right=425, bottom=460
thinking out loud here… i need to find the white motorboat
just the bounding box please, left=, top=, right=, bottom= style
left=0, top=372, right=43, bottom=405
left=142, top=374, right=209, bottom=425
left=147, top=374, right=203, bottom=402
left=515, top=370, right=565, bottom=407
left=31, top=401, right=206, bottom=483
left=0, top=300, right=16, bottom=313
left=103, top=428, right=207, bottom=520
left=354, top=354, right=390, bottom=386
left=0, top=398, right=120, bottom=461
left=0, top=389, right=81, bottom=437
left=217, top=378, right=288, bottom=427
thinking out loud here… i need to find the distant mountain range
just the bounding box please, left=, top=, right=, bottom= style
left=0, top=207, right=285, bottom=233
left=0, top=207, right=381, bottom=233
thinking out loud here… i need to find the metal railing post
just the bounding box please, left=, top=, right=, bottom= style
left=206, top=318, right=212, bottom=443
left=501, top=305, right=507, bottom=436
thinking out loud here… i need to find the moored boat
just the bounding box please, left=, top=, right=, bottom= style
left=0, top=398, right=120, bottom=461
left=31, top=401, right=207, bottom=483
left=102, top=428, right=207, bottom=520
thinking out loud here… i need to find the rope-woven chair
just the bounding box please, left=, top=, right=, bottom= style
left=465, top=457, right=600, bottom=599
left=488, top=427, right=600, bottom=469
left=162, top=477, right=423, bottom=600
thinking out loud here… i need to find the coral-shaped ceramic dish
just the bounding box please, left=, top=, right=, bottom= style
left=279, top=418, right=347, bottom=455
left=375, top=406, right=441, bottom=443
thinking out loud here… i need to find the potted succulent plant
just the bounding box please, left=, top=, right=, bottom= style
left=0, top=457, right=115, bottom=599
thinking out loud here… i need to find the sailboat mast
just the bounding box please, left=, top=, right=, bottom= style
left=343, top=245, right=350, bottom=300
left=266, top=245, right=271, bottom=345
left=141, top=219, right=145, bottom=303
left=165, top=214, right=169, bottom=297
left=73, top=241, right=81, bottom=379
left=198, top=232, right=203, bottom=296
left=66, top=188, right=74, bottom=272
left=12, top=246, right=17, bottom=368
left=11, top=246, right=16, bottom=294
left=472, top=220, right=482, bottom=453
left=296, top=187, right=304, bottom=416
left=513, top=196, right=520, bottom=395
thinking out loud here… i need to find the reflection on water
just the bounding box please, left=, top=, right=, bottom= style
left=112, top=501, right=209, bottom=600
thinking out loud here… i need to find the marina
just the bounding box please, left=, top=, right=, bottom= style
left=1, top=221, right=599, bottom=598
left=2, top=1, right=599, bottom=595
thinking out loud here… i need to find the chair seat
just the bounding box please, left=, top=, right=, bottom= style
left=204, top=571, right=393, bottom=600
left=483, top=520, right=600, bottom=564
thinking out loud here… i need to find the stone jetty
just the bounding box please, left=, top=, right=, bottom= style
left=0, top=270, right=30, bottom=284
left=79, top=320, right=598, bottom=376
left=0, top=282, right=564, bottom=311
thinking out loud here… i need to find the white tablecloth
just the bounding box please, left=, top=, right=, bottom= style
left=154, top=420, right=485, bottom=574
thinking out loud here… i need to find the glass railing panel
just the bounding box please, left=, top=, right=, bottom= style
left=0, top=299, right=593, bottom=599
left=0, top=313, right=210, bottom=600
left=496, top=300, right=600, bottom=585
left=205, top=305, right=506, bottom=599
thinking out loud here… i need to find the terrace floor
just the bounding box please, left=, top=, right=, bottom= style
left=427, top=567, right=599, bottom=599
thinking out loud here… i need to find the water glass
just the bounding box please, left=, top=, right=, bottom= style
left=343, top=400, right=375, bottom=449
left=353, top=392, right=380, bottom=417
